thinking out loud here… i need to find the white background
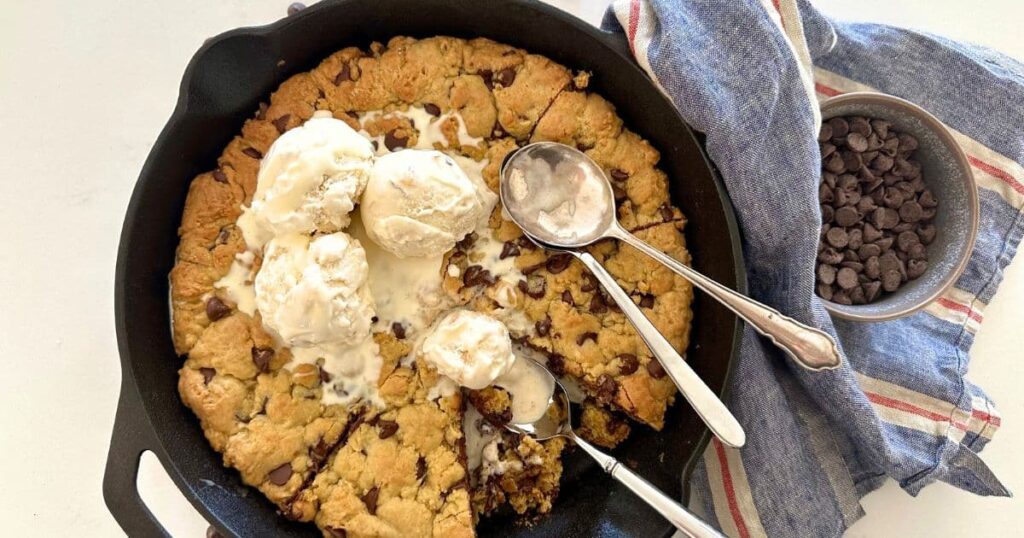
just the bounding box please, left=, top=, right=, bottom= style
left=0, top=0, right=1020, bottom=536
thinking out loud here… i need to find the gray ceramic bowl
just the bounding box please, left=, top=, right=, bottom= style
left=819, top=92, right=978, bottom=321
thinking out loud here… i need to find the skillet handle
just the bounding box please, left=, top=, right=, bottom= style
left=103, top=381, right=173, bottom=538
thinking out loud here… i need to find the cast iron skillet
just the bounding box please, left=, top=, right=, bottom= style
left=104, top=0, right=746, bottom=536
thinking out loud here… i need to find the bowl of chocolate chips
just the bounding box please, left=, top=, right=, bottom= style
left=816, top=92, right=978, bottom=321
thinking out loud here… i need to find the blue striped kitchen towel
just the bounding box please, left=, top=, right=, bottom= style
left=603, top=1, right=1022, bottom=536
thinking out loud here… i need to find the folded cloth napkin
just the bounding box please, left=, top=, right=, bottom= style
left=603, top=1, right=1022, bottom=536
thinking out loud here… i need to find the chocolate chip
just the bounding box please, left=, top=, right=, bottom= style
left=576, top=332, right=598, bottom=346
left=846, top=132, right=868, bottom=152
left=384, top=130, right=408, bottom=151
left=862, top=281, right=882, bottom=302
left=252, top=347, right=274, bottom=373
left=842, top=151, right=863, bottom=171
left=478, top=69, right=495, bottom=89
left=831, top=290, right=852, bottom=305
left=391, top=322, right=406, bottom=340
left=867, top=133, right=884, bottom=151
left=897, top=133, right=918, bottom=152
left=919, top=190, right=937, bottom=208
left=517, top=274, right=546, bottom=299
left=547, top=354, right=566, bottom=376
left=268, top=463, right=292, bottom=486
left=272, top=114, right=291, bottom=134
left=499, top=241, right=521, bottom=259
left=818, top=123, right=833, bottom=142
left=882, top=270, right=902, bottom=292
left=561, top=289, right=575, bottom=306
left=545, top=253, right=572, bottom=274
left=206, top=296, right=231, bottom=321
left=819, top=184, right=835, bottom=204
left=873, top=207, right=899, bottom=229
left=200, top=367, right=215, bottom=385
left=287, top=2, right=306, bottom=16
left=907, top=259, right=928, bottom=279
left=213, top=226, right=232, bottom=247
left=821, top=143, right=837, bottom=159
left=817, top=264, right=837, bottom=285
left=377, top=420, right=399, bottom=439
left=463, top=265, right=495, bottom=287
left=828, top=117, right=849, bottom=138
left=589, top=292, right=609, bottom=314
left=862, top=223, right=882, bottom=243
left=836, top=268, right=859, bottom=289
left=580, top=272, right=598, bottom=293
left=849, top=117, right=872, bottom=137
left=333, top=64, right=352, bottom=85
left=871, top=119, right=890, bottom=139
left=242, top=147, right=263, bottom=159
left=897, top=231, right=920, bottom=252
left=825, top=227, right=849, bottom=248
left=818, top=247, right=843, bottom=265
left=639, top=294, right=655, bottom=309
left=362, top=486, right=380, bottom=514
left=858, top=243, right=881, bottom=259
left=847, top=228, right=863, bottom=250
left=595, top=375, right=618, bottom=403
left=821, top=205, right=834, bottom=224
left=319, top=367, right=332, bottom=384
left=325, top=529, right=347, bottom=538
left=908, top=242, right=927, bottom=260
left=495, top=67, right=517, bottom=87
left=917, top=224, right=936, bottom=245
left=864, top=256, right=880, bottom=279
left=517, top=235, right=538, bottom=250
left=423, top=103, right=441, bottom=116
left=618, top=354, right=639, bottom=375
left=834, top=206, right=859, bottom=227
left=212, top=169, right=228, bottom=183
left=660, top=205, right=675, bottom=222
left=824, top=153, right=845, bottom=173
left=535, top=317, right=552, bottom=337
left=455, top=232, right=477, bottom=251
left=416, top=457, right=427, bottom=480
left=818, top=283, right=834, bottom=301
left=610, top=169, right=629, bottom=181
left=646, top=360, right=666, bottom=379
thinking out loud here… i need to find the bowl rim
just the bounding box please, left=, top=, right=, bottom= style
left=816, top=91, right=979, bottom=322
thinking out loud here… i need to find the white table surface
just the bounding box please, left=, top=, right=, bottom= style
left=1, top=1, right=1020, bottom=535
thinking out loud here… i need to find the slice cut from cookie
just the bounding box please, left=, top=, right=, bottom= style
left=178, top=313, right=361, bottom=516
left=290, top=353, right=475, bottom=538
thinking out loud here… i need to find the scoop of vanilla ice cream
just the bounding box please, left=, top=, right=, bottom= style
left=360, top=150, right=491, bottom=258
left=254, top=232, right=375, bottom=348
left=419, top=310, right=516, bottom=390
left=238, top=115, right=374, bottom=248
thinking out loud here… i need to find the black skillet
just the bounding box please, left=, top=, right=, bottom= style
left=104, top=0, right=746, bottom=536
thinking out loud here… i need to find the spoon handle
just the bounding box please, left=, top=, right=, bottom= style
left=574, top=435, right=725, bottom=538
left=575, top=252, right=745, bottom=448
left=609, top=226, right=842, bottom=371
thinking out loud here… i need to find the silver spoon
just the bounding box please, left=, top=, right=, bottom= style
left=506, top=357, right=725, bottom=538
left=500, top=142, right=842, bottom=373
left=500, top=144, right=745, bottom=448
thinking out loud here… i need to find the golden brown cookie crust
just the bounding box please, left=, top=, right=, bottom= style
left=169, top=35, right=693, bottom=535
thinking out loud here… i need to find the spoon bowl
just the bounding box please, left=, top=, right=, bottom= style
left=503, top=357, right=724, bottom=538
left=500, top=142, right=616, bottom=248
